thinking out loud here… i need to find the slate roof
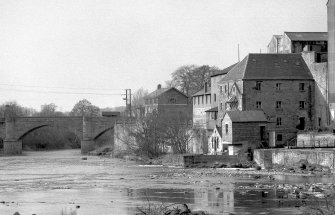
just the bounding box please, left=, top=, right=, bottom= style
left=192, top=87, right=211, bottom=96
left=285, top=32, right=327, bottom=41
left=225, top=110, right=267, bottom=122
left=220, top=53, right=314, bottom=82
left=210, top=63, right=238, bottom=77
left=146, top=87, right=188, bottom=99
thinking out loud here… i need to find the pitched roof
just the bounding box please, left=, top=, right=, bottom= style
left=284, top=32, right=327, bottom=41
left=210, top=63, right=238, bottom=77
left=220, top=53, right=314, bottom=82
left=146, top=87, right=188, bottom=99
left=225, top=110, right=267, bottom=122
left=192, top=87, right=211, bottom=96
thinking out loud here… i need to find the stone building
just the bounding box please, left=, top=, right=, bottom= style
left=217, top=53, right=315, bottom=147
left=144, top=84, right=190, bottom=120
left=192, top=64, right=237, bottom=130
left=222, top=110, right=268, bottom=155
left=268, top=32, right=329, bottom=127
left=208, top=125, right=223, bottom=155
left=267, top=32, right=328, bottom=59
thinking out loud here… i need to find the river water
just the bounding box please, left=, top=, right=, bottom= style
left=0, top=150, right=331, bottom=215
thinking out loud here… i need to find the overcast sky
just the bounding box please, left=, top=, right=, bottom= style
left=0, top=0, right=328, bottom=111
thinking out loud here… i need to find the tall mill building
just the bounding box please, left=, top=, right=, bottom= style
left=328, top=0, right=335, bottom=119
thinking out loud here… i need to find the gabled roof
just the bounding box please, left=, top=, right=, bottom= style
left=210, top=63, right=238, bottom=77
left=220, top=53, right=314, bottom=82
left=284, top=32, right=327, bottom=41
left=146, top=87, right=188, bottom=99
left=225, top=110, right=267, bottom=122
left=192, top=87, right=211, bottom=96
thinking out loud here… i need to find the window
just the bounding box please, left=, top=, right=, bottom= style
left=193, top=97, right=196, bottom=105
left=205, top=95, right=208, bottom=104
left=197, top=97, right=200, bottom=105
left=225, top=85, right=227, bottom=93
left=276, top=83, right=282, bottom=91
left=225, top=124, right=229, bottom=134
left=169, top=98, right=176, bottom=104
left=299, top=101, right=305, bottom=109
left=220, top=103, right=223, bottom=110
left=201, top=96, right=204, bottom=104
left=255, top=81, right=262, bottom=91
left=214, top=94, right=216, bottom=102
left=277, top=134, right=283, bottom=141
left=299, top=83, right=305, bottom=91
left=225, top=103, right=228, bottom=110
left=318, top=117, right=321, bottom=127
left=276, top=101, right=282, bottom=109
left=220, top=86, right=223, bottom=93
left=256, top=101, right=262, bottom=109
left=276, top=117, right=282, bottom=126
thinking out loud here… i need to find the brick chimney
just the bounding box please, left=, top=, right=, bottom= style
left=157, top=84, right=161, bottom=89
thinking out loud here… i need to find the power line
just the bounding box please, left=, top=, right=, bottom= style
left=0, top=83, right=124, bottom=91
left=0, top=88, right=124, bottom=96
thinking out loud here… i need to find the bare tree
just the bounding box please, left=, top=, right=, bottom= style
left=131, top=88, right=149, bottom=117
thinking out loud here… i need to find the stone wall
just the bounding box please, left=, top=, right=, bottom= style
left=254, top=148, right=335, bottom=169
left=297, top=132, right=335, bottom=147
left=302, top=51, right=329, bottom=127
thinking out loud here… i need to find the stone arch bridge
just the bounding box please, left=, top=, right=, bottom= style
left=0, top=116, right=126, bottom=155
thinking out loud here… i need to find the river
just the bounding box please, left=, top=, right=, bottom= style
left=0, top=150, right=330, bottom=215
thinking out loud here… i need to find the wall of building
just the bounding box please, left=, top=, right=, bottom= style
left=243, top=80, right=315, bottom=145
left=211, top=75, right=225, bottom=108
left=328, top=0, right=335, bottom=119
left=193, top=94, right=211, bottom=128
left=232, top=122, right=264, bottom=145
left=221, top=114, right=233, bottom=144
left=302, top=52, right=329, bottom=127
left=217, top=80, right=244, bottom=123
left=279, top=34, right=292, bottom=53
left=254, top=148, right=335, bottom=169
left=267, top=36, right=278, bottom=53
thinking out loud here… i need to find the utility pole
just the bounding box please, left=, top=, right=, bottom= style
left=122, top=89, right=132, bottom=117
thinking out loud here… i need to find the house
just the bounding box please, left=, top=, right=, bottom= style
left=268, top=32, right=329, bottom=127
left=144, top=84, right=191, bottom=120
left=222, top=110, right=268, bottom=155
left=217, top=53, right=315, bottom=147
left=192, top=63, right=237, bottom=130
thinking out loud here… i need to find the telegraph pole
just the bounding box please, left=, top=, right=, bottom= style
left=123, top=89, right=132, bottom=117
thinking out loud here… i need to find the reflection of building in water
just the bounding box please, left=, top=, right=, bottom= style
left=194, top=184, right=234, bottom=215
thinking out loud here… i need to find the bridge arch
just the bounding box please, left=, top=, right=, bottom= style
left=2, top=116, right=119, bottom=155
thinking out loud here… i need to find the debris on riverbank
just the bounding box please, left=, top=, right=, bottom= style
left=136, top=203, right=207, bottom=215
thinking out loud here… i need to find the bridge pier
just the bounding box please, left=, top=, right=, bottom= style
left=3, top=140, right=22, bottom=155
left=81, top=140, right=95, bottom=154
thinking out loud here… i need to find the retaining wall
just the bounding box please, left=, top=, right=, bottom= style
left=183, top=155, right=238, bottom=167
left=254, top=148, right=335, bottom=169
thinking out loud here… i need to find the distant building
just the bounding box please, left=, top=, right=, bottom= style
left=267, top=32, right=328, bottom=61
left=328, top=0, right=335, bottom=120
left=217, top=54, right=315, bottom=148
left=144, top=84, right=190, bottom=120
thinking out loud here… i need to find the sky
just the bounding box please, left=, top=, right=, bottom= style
left=0, top=0, right=328, bottom=112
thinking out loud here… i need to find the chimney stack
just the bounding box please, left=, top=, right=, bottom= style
left=157, top=84, right=161, bottom=89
